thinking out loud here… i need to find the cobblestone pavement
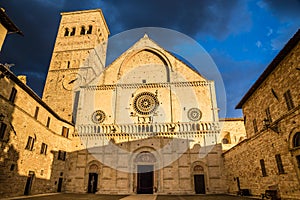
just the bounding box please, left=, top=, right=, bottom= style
left=4, top=193, right=260, bottom=200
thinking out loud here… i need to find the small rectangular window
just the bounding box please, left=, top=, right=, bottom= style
left=25, top=136, right=35, bottom=151
left=34, top=106, right=39, bottom=119
left=9, top=87, right=17, bottom=103
left=62, top=126, right=69, bottom=138
left=40, top=143, right=48, bottom=155
left=284, top=90, right=295, bottom=111
left=0, top=123, right=7, bottom=140
left=265, top=107, right=272, bottom=123
left=58, top=150, right=66, bottom=161
left=260, top=159, right=267, bottom=177
left=46, top=117, right=51, bottom=128
left=275, top=154, right=285, bottom=174
left=253, top=119, right=258, bottom=133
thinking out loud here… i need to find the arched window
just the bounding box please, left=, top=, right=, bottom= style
left=80, top=26, right=86, bottom=35
left=64, top=28, right=69, bottom=36
left=70, top=27, right=76, bottom=36
left=293, top=132, right=300, bottom=148
left=87, top=25, right=92, bottom=34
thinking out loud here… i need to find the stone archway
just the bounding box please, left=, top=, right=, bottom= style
left=86, top=162, right=100, bottom=193
left=192, top=164, right=206, bottom=194
left=134, top=151, right=156, bottom=194
left=288, top=129, right=300, bottom=182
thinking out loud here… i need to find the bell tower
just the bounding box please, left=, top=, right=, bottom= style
left=42, top=9, right=110, bottom=122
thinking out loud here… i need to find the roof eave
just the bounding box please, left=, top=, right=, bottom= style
left=0, top=8, right=23, bottom=36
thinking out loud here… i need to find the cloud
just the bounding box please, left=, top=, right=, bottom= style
left=101, top=0, right=252, bottom=40
left=271, top=25, right=299, bottom=50
left=256, top=41, right=262, bottom=48
left=258, top=0, right=300, bottom=51
left=262, top=0, right=300, bottom=22
left=267, top=27, right=273, bottom=36
left=0, top=0, right=297, bottom=118
left=209, top=49, right=266, bottom=117
left=0, top=0, right=253, bottom=92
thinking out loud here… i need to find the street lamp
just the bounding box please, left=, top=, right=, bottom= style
left=263, top=118, right=279, bottom=134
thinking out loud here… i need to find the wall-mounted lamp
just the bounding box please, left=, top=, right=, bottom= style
left=263, top=118, right=279, bottom=134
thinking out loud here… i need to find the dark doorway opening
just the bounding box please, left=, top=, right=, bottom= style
left=24, top=171, right=35, bottom=195
left=57, top=177, right=63, bottom=192
left=236, top=177, right=241, bottom=191
left=137, top=165, right=154, bottom=194
left=194, top=174, right=205, bottom=194
left=88, top=173, right=98, bottom=193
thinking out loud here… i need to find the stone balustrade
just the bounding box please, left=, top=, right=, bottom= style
left=76, top=121, right=220, bottom=136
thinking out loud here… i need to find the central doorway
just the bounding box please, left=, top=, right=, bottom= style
left=137, top=165, right=154, bottom=194
left=194, top=174, right=205, bottom=194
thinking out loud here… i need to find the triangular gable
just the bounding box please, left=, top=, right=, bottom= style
left=99, top=34, right=208, bottom=85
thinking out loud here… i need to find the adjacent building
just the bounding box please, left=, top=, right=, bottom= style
left=0, top=8, right=76, bottom=198
left=223, top=29, right=300, bottom=199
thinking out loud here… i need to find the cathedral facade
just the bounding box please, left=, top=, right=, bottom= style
left=42, top=9, right=226, bottom=195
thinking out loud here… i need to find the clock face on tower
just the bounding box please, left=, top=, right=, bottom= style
left=62, top=72, right=82, bottom=91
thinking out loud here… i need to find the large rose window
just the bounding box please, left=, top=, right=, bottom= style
left=133, top=92, right=159, bottom=115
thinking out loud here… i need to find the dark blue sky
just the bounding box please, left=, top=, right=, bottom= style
left=0, top=0, right=300, bottom=118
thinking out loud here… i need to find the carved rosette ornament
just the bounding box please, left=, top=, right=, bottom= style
left=134, top=152, right=156, bottom=163
left=91, top=110, right=106, bottom=123
left=187, top=108, right=202, bottom=121
left=133, top=92, right=159, bottom=115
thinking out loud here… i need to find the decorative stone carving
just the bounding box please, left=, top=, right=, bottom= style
left=92, top=110, right=106, bottom=123
left=134, top=152, right=156, bottom=163
left=194, top=165, right=204, bottom=172
left=89, top=164, right=99, bottom=173
left=188, top=108, right=202, bottom=121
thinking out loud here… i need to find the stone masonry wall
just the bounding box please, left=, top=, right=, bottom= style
left=0, top=68, right=77, bottom=198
